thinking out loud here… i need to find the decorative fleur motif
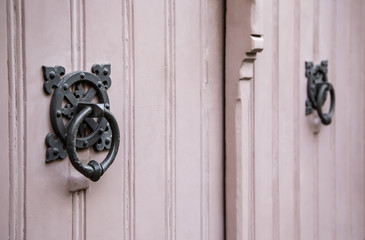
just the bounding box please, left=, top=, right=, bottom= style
left=94, top=123, right=112, bottom=151
left=62, top=103, right=75, bottom=119
left=320, top=60, right=328, bottom=73
left=305, top=99, right=313, bottom=115
left=305, top=61, right=313, bottom=78
left=92, top=64, right=111, bottom=89
left=45, top=133, right=67, bottom=162
left=42, top=66, right=66, bottom=94
left=74, top=83, right=86, bottom=98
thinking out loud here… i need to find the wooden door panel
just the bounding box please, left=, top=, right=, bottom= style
left=134, top=0, right=166, bottom=239
left=175, top=0, right=203, bottom=238
left=317, top=1, right=335, bottom=239
left=0, top=1, right=10, bottom=240
left=1, top=0, right=224, bottom=239
left=84, top=0, right=125, bottom=239
left=24, top=0, right=72, bottom=239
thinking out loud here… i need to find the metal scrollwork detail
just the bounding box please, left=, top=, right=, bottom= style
left=43, top=64, right=119, bottom=181
left=305, top=60, right=335, bottom=125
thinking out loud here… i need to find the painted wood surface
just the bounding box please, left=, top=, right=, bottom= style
left=226, top=0, right=365, bottom=239
left=0, top=0, right=224, bottom=239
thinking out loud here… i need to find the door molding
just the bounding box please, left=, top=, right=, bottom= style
left=6, top=0, right=26, bottom=239
left=225, top=0, right=263, bottom=239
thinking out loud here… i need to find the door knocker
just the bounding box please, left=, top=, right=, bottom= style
left=305, top=61, right=335, bottom=125
left=42, top=64, right=120, bottom=181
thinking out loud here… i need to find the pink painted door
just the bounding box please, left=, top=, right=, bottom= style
left=0, top=0, right=225, bottom=239
left=226, top=0, right=365, bottom=239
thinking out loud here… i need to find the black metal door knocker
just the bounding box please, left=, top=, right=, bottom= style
left=43, top=64, right=120, bottom=182
left=305, top=61, right=335, bottom=125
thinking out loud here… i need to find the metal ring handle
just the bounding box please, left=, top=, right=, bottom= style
left=316, top=82, right=335, bottom=125
left=66, top=105, right=120, bottom=182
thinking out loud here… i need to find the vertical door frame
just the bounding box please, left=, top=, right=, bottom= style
left=225, top=0, right=264, bottom=239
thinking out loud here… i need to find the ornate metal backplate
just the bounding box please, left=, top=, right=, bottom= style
left=305, top=60, right=328, bottom=115
left=305, top=60, right=335, bottom=125
left=43, top=64, right=113, bottom=163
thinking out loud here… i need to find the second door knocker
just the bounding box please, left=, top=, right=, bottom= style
left=43, top=64, right=120, bottom=182
left=305, top=60, right=335, bottom=125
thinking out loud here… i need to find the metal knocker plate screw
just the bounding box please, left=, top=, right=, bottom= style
left=43, top=64, right=120, bottom=181
left=305, top=60, right=335, bottom=125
